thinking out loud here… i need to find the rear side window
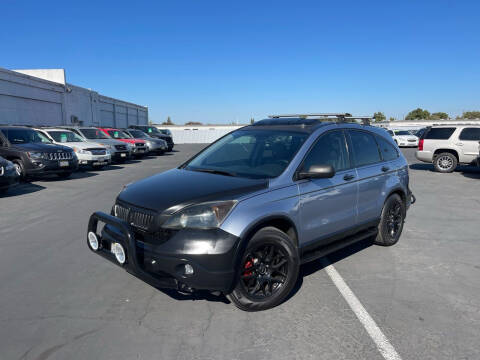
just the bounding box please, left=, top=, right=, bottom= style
left=425, top=128, right=455, bottom=140
left=459, top=128, right=480, bottom=141
left=376, top=136, right=398, bottom=161
left=348, top=130, right=381, bottom=167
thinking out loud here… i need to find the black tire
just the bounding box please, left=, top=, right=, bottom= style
left=12, top=159, right=26, bottom=180
left=374, top=194, right=405, bottom=246
left=227, top=227, right=299, bottom=311
left=433, top=152, right=457, bottom=173
left=57, top=172, right=72, bottom=179
left=0, top=188, right=8, bottom=195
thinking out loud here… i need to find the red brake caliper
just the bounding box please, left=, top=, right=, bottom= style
left=244, top=259, right=253, bottom=277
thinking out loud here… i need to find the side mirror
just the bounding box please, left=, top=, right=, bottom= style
left=298, top=164, right=335, bottom=180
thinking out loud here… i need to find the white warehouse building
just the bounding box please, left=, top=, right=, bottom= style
left=0, top=67, right=148, bottom=127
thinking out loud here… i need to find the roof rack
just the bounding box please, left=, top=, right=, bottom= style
left=268, top=113, right=373, bottom=125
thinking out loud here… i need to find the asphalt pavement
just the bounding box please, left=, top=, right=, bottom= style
left=0, top=145, right=479, bottom=360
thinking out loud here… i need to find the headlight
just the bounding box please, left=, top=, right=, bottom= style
left=163, top=200, right=237, bottom=229
left=27, top=152, right=44, bottom=160
left=73, top=147, right=90, bottom=155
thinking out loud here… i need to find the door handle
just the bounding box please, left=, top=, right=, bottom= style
left=343, top=174, right=355, bottom=181
left=381, top=166, right=390, bottom=172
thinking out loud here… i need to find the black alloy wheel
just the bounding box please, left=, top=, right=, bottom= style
left=228, top=227, right=299, bottom=311
left=374, top=193, right=405, bottom=246
left=240, top=243, right=289, bottom=300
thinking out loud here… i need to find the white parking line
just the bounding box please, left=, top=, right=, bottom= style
left=321, top=258, right=403, bottom=360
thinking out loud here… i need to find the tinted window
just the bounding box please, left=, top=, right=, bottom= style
left=425, top=128, right=455, bottom=140
left=185, top=130, right=308, bottom=179
left=393, top=130, right=410, bottom=136
left=348, top=130, right=381, bottom=167
left=376, top=136, right=398, bottom=161
left=80, top=129, right=109, bottom=139
left=459, top=128, right=480, bottom=141
left=0, top=129, right=45, bottom=144
left=302, top=131, right=349, bottom=172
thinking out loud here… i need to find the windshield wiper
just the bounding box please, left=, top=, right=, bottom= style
left=190, top=168, right=237, bottom=177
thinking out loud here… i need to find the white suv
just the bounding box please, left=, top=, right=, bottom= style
left=415, top=125, right=480, bottom=172
left=35, top=128, right=111, bottom=169
left=387, top=129, right=419, bottom=147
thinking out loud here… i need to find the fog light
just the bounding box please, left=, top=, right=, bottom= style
left=88, top=231, right=99, bottom=251
left=184, top=264, right=194, bottom=275
left=112, top=243, right=126, bottom=264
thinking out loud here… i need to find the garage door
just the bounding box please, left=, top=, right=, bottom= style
left=0, top=94, right=62, bottom=125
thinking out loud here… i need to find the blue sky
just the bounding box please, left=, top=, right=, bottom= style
left=1, top=0, right=479, bottom=124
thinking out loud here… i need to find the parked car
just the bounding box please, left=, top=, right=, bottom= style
left=35, top=128, right=111, bottom=169
left=87, top=114, right=414, bottom=311
left=128, top=125, right=174, bottom=151
left=0, top=126, right=78, bottom=179
left=416, top=125, right=480, bottom=172
left=0, top=155, right=18, bottom=194
left=387, top=129, right=419, bottom=147
left=97, top=128, right=148, bottom=158
left=61, top=126, right=131, bottom=163
left=123, top=129, right=167, bottom=154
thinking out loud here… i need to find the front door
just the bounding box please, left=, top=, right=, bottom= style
left=298, top=130, right=358, bottom=247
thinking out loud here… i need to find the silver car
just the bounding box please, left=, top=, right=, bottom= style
left=87, top=114, right=414, bottom=311
left=416, top=125, right=480, bottom=172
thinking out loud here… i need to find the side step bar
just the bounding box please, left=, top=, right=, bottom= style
left=300, top=227, right=378, bottom=265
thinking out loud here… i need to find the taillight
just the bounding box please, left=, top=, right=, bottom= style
left=418, top=139, right=424, bottom=151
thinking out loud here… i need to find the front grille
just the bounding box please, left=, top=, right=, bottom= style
left=114, top=204, right=155, bottom=231
left=45, top=152, right=74, bottom=160
left=114, top=145, right=127, bottom=151
left=135, top=143, right=146, bottom=147
left=408, top=139, right=416, bottom=142
left=86, top=148, right=107, bottom=155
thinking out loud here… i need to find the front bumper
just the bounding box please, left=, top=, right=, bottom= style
left=132, top=147, right=148, bottom=156
left=0, top=168, right=18, bottom=189
left=77, top=154, right=111, bottom=166
left=112, top=151, right=130, bottom=162
left=87, top=212, right=240, bottom=292
left=25, top=158, right=78, bottom=176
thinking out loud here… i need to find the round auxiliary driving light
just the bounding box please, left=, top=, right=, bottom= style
left=184, top=264, right=194, bottom=275
left=112, top=243, right=126, bottom=264
left=88, top=232, right=99, bottom=251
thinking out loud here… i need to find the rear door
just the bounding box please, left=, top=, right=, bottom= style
left=298, top=130, right=358, bottom=246
left=346, top=129, right=386, bottom=225
left=457, top=127, right=480, bottom=163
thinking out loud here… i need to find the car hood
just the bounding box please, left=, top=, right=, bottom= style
left=11, top=142, right=72, bottom=152
left=54, top=141, right=104, bottom=149
left=84, top=138, right=125, bottom=146
left=117, top=168, right=268, bottom=214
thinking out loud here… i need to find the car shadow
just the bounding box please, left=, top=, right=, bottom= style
left=0, top=182, right=46, bottom=197
left=285, top=237, right=375, bottom=303
left=37, top=171, right=99, bottom=182
left=409, top=163, right=480, bottom=177
left=158, top=288, right=230, bottom=304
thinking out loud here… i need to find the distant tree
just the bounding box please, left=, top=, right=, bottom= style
left=405, top=108, right=430, bottom=120
left=389, top=117, right=396, bottom=121
left=250, top=117, right=255, bottom=124
left=162, top=116, right=174, bottom=125
left=373, top=112, right=386, bottom=122
left=185, top=121, right=203, bottom=126
left=430, top=112, right=449, bottom=120
left=461, top=111, right=480, bottom=119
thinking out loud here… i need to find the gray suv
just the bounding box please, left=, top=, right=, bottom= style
left=87, top=114, right=414, bottom=311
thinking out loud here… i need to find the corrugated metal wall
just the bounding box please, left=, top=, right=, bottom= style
left=157, top=126, right=244, bottom=144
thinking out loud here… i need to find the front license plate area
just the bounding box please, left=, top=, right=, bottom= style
left=120, top=153, right=126, bottom=157
left=59, top=161, right=69, bottom=167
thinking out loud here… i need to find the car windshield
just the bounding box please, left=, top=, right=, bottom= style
left=128, top=130, right=148, bottom=138
left=394, top=130, right=411, bottom=136
left=80, top=128, right=110, bottom=139
left=48, top=131, right=85, bottom=143
left=159, top=129, right=171, bottom=135
left=184, top=129, right=308, bottom=179
left=108, top=130, right=131, bottom=139
left=1, top=129, right=46, bottom=144
left=141, top=126, right=161, bottom=135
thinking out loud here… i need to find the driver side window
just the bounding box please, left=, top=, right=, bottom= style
left=302, top=131, right=350, bottom=172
